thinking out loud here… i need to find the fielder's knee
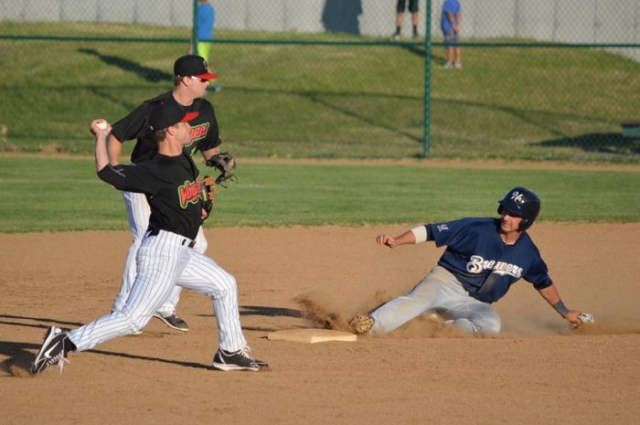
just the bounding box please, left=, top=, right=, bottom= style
left=211, top=273, right=237, bottom=299
left=118, top=309, right=151, bottom=335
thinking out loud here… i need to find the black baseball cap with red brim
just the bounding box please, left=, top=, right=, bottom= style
left=148, top=102, right=199, bottom=131
left=173, top=55, right=218, bottom=80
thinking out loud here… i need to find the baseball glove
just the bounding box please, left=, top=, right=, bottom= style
left=200, top=175, right=216, bottom=220
left=205, top=152, right=237, bottom=185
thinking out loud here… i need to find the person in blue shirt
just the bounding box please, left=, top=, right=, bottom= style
left=196, top=0, right=215, bottom=62
left=194, top=0, right=221, bottom=92
left=441, top=0, right=462, bottom=68
left=349, top=187, right=593, bottom=335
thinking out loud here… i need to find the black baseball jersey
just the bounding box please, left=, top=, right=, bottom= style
left=111, top=91, right=221, bottom=163
left=98, top=152, right=203, bottom=240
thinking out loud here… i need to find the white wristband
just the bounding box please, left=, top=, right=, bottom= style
left=410, top=225, right=428, bottom=244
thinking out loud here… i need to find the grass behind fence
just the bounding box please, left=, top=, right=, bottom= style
left=0, top=23, right=639, bottom=162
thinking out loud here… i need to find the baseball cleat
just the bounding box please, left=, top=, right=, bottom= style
left=153, top=313, right=189, bottom=332
left=212, top=348, right=269, bottom=372
left=348, top=314, right=375, bottom=334
left=31, top=326, right=73, bottom=374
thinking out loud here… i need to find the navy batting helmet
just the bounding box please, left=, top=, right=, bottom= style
left=497, top=187, right=541, bottom=231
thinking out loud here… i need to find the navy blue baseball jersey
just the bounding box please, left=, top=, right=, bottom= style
left=426, top=218, right=553, bottom=303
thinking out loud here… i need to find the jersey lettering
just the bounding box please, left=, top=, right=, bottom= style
left=178, top=180, right=202, bottom=209
left=184, top=122, right=211, bottom=153
left=436, top=223, right=449, bottom=232
left=466, top=255, right=523, bottom=278
left=190, top=123, right=209, bottom=141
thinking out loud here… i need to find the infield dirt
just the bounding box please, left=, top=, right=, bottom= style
left=1, top=224, right=639, bottom=425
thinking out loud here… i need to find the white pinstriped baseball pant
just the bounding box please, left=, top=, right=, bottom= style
left=68, top=229, right=247, bottom=353
left=112, top=191, right=208, bottom=317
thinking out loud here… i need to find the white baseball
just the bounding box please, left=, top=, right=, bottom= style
left=96, top=121, right=108, bottom=130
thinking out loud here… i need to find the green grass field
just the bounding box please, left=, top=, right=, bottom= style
left=1, top=24, right=638, bottom=233
left=1, top=156, right=638, bottom=233
left=1, top=23, right=639, bottom=162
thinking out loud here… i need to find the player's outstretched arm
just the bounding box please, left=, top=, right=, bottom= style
left=376, top=230, right=416, bottom=248
left=537, top=284, right=588, bottom=327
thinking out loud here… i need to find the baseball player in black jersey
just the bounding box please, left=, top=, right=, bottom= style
left=108, top=55, right=223, bottom=332
left=31, top=103, right=268, bottom=374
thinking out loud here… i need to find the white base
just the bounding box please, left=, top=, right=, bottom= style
left=267, top=328, right=357, bottom=344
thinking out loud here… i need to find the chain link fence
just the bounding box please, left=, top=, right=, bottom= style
left=1, top=0, right=638, bottom=161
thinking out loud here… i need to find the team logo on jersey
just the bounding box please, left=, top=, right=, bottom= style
left=184, top=122, right=211, bottom=152
left=178, top=180, right=202, bottom=209
left=466, top=255, right=523, bottom=278
left=190, top=123, right=209, bottom=141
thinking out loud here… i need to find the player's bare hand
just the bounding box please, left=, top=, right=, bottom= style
left=569, top=311, right=595, bottom=329
left=376, top=234, right=396, bottom=248
left=565, top=310, right=582, bottom=327
left=90, top=119, right=111, bottom=136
